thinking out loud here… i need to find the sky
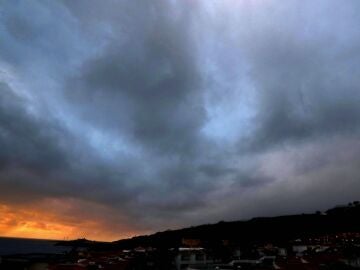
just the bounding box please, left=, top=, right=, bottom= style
left=0, top=0, right=360, bottom=241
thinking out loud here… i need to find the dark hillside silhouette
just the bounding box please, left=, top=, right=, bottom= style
left=108, top=202, right=360, bottom=249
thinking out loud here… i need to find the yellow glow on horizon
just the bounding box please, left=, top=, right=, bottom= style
left=0, top=204, right=75, bottom=240
left=4, top=221, right=74, bottom=240
left=0, top=203, right=135, bottom=242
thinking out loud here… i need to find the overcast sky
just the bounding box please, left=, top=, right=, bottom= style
left=1, top=0, right=360, bottom=241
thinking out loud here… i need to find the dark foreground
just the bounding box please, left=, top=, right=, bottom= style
left=1, top=202, right=360, bottom=270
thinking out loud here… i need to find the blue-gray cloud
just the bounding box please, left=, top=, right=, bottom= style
left=1, top=0, right=360, bottom=236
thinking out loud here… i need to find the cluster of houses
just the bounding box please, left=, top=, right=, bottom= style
left=173, top=234, right=360, bottom=270
left=2, top=233, right=360, bottom=270
left=46, top=234, right=360, bottom=270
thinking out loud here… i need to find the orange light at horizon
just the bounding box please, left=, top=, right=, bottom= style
left=0, top=202, right=139, bottom=242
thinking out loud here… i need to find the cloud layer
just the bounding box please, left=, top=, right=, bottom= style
left=1, top=0, right=360, bottom=240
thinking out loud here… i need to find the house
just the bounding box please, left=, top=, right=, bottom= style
left=175, top=248, right=213, bottom=270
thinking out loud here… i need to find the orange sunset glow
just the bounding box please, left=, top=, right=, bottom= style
left=0, top=202, right=139, bottom=242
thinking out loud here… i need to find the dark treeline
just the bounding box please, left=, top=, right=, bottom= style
left=60, top=202, right=360, bottom=251
left=110, top=202, right=360, bottom=249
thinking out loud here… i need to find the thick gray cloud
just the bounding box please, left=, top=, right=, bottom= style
left=1, top=0, right=360, bottom=238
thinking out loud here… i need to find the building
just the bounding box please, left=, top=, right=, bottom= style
left=175, top=248, right=214, bottom=270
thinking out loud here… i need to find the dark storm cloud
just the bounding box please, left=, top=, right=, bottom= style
left=66, top=0, right=205, bottom=156
left=246, top=24, right=360, bottom=150
left=0, top=83, right=69, bottom=171
left=61, top=0, right=217, bottom=223
left=0, top=82, right=70, bottom=203
left=0, top=83, right=74, bottom=195
left=0, top=82, right=138, bottom=211
left=1, top=0, right=360, bottom=236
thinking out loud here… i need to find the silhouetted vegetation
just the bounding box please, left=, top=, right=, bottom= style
left=108, top=202, right=360, bottom=249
